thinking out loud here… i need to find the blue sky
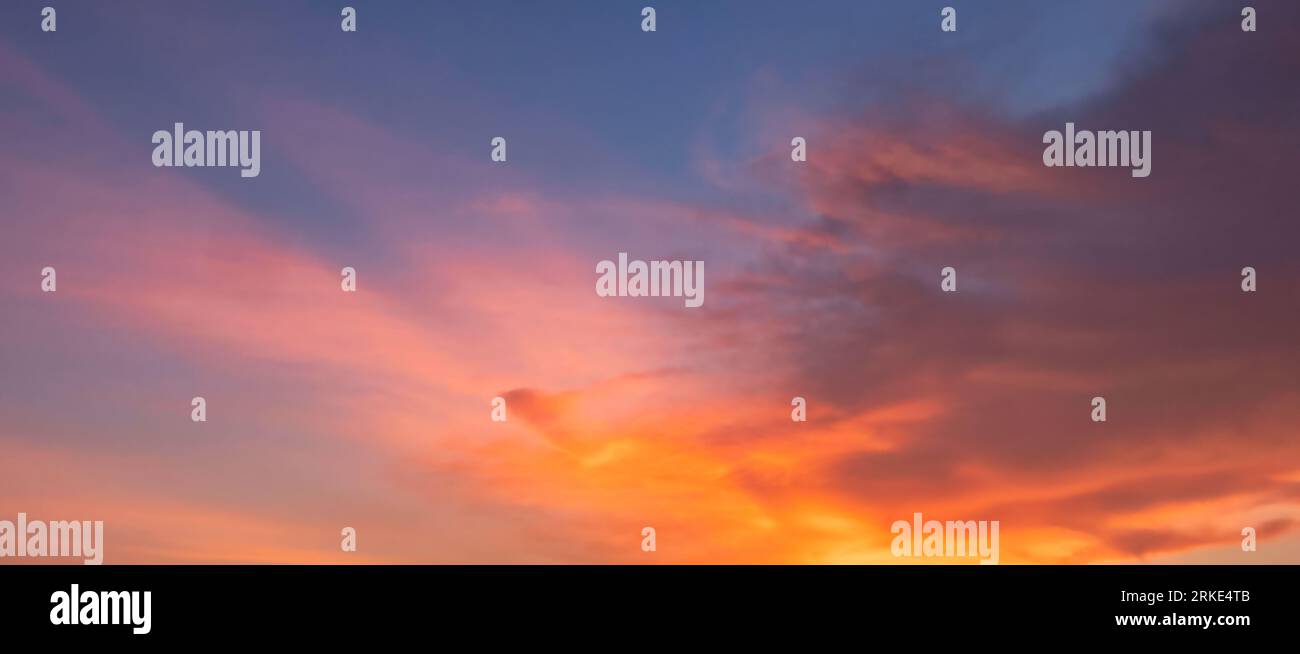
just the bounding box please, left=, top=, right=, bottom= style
left=4, top=0, right=1173, bottom=203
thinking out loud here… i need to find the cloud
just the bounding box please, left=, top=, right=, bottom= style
left=3, top=1, right=1299, bottom=564
left=723, top=1, right=1300, bottom=562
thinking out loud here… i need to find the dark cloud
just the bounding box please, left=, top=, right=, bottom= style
left=705, top=1, right=1300, bottom=558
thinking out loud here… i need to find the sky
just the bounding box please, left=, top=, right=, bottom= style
left=1, top=0, right=1299, bottom=564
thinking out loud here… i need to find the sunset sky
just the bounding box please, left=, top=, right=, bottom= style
left=2, top=0, right=1299, bottom=564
